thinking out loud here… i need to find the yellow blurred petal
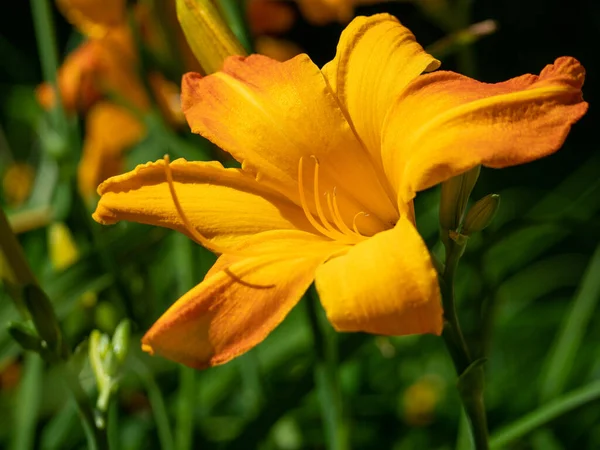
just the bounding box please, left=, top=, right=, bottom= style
left=93, top=158, right=315, bottom=248
left=48, top=222, right=80, bottom=271
left=182, top=54, right=398, bottom=232
left=315, top=215, right=442, bottom=336
left=57, top=0, right=126, bottom=38
left=142, top=231, right=342, bottom=368
left=176, top=0, right=246, bottom=74
left=95, top=27, right=151, bottom=111
left=382, top=57, right=588, bottom=203
left=322, top=14, right=439, bottom=169
left=36, top=27, right=149, bottom=114
left=2, top=163, right=35, bottom=207
left=78, top=102, right=146, bottom=199
left=148, top=72, right=185, bottom=126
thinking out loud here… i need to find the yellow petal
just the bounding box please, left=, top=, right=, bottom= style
left=93, top=158, right=314, bottom=248
left=322, top=14, right=439, bottom=168
left=382, top=57, right=588, bottom=204
left=315, top=215, right=442, bottom=336
left=57, top=0, right=126, bottom=38
left=78, top=102, right=146, bottom=199
left=142, top=231, right=343, bottom=368
left=182, top=53, right=398, bottom=231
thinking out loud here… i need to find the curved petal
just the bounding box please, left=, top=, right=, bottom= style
left=93, top=158, right=314, bottom=248
left=181, top=53, right=399, bottom=232
left=315, top=215, right=442, bottom=336
left=36, top=42, right=103, bottom=113
left=141, top=231, right=344, bottom=368
left=57, top=0, right=126, bottom=38
left=382, top=57, right=588, bottom=204
left=78, top=102, right=145, bottom=199
left=322, top=14, right=439, bottom=167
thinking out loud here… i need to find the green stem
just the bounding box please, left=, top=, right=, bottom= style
left=62, top=363, right=110, bottom=450
left=12, top=353, right=43, bottom=450
left=305, top=288, right=348, bottom=450
left=132, top=356, right=175, bottom=450
left=442, top=238, right=489, bottom=450
left=30, top=0, right=74, bottom=155
left=0, top=207, right=37, bottom=289
left=173, top=233, right=195, bottom=450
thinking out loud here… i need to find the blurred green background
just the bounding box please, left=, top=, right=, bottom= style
left=0, top=0, right=598, bottom=449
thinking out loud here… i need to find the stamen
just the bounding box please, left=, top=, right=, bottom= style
left=298, top=157, right=345, bottom=241
left=326, top=189, right=355, bottom=237
left=311, top=156, right=346, bottom=238
left=163, top=155, right=240, bottom=255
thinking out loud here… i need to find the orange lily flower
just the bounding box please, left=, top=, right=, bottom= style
left=93, top=14, right=587, bottom=369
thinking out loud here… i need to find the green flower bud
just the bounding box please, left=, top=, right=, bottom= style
left=177, top=0, right=246, bottom=74
left=7, top=322, right=44, bottom=353
left=462, top=194, right=501, bottom=235
left=439, top=166, right=481, bottom=232
left=111, top=320, right=131, bottom=364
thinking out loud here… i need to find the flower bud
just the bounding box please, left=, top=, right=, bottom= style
left=462, top=194, right=500, bottom=235
left=176, top=0, right=246, bottom=74
left=111, top=319, right=131, bottom=364
left=439, top=166, right=481, bottom=231
left=7, top=322, right=44, bottom=354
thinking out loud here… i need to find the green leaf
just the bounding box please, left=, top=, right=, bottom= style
left=539, top=243, right=600, bottom=401
left=491, top=380, right=600, bottom=448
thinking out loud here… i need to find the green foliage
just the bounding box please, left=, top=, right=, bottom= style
left=0, top=0, right=598, bottom=449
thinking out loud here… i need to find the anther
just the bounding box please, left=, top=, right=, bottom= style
left=352, top=212, right=368, bottom=236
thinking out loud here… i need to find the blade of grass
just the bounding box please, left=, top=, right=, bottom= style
left=539, top=243, right=600, bottom=401
left=30, top=0, right=71, bottom=150
left=490, top=380, right=600, bottom=448
left=11, top=354, right=43, bottom=450
left=132, top=355, right=175, bottom=450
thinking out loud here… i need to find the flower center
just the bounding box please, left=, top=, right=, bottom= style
left=297, top=156, right=370, bottom=245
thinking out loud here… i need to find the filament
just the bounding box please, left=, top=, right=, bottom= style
left=352, top=212, right=369, bottom=236
left=297, top=157, right=342, bottom=241
left=163, top=155, right=245, bottom=256
left=297, top=156, right=367, bottom=244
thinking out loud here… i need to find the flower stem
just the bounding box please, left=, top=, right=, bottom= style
left=441, top=238, right=490, bottom=450
left=306, top=288, right=349, bottom=450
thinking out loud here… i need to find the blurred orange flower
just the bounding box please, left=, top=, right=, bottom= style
left=36, top=0, right=182, bottom=199
left=93, top=14, right=587, bottom=369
